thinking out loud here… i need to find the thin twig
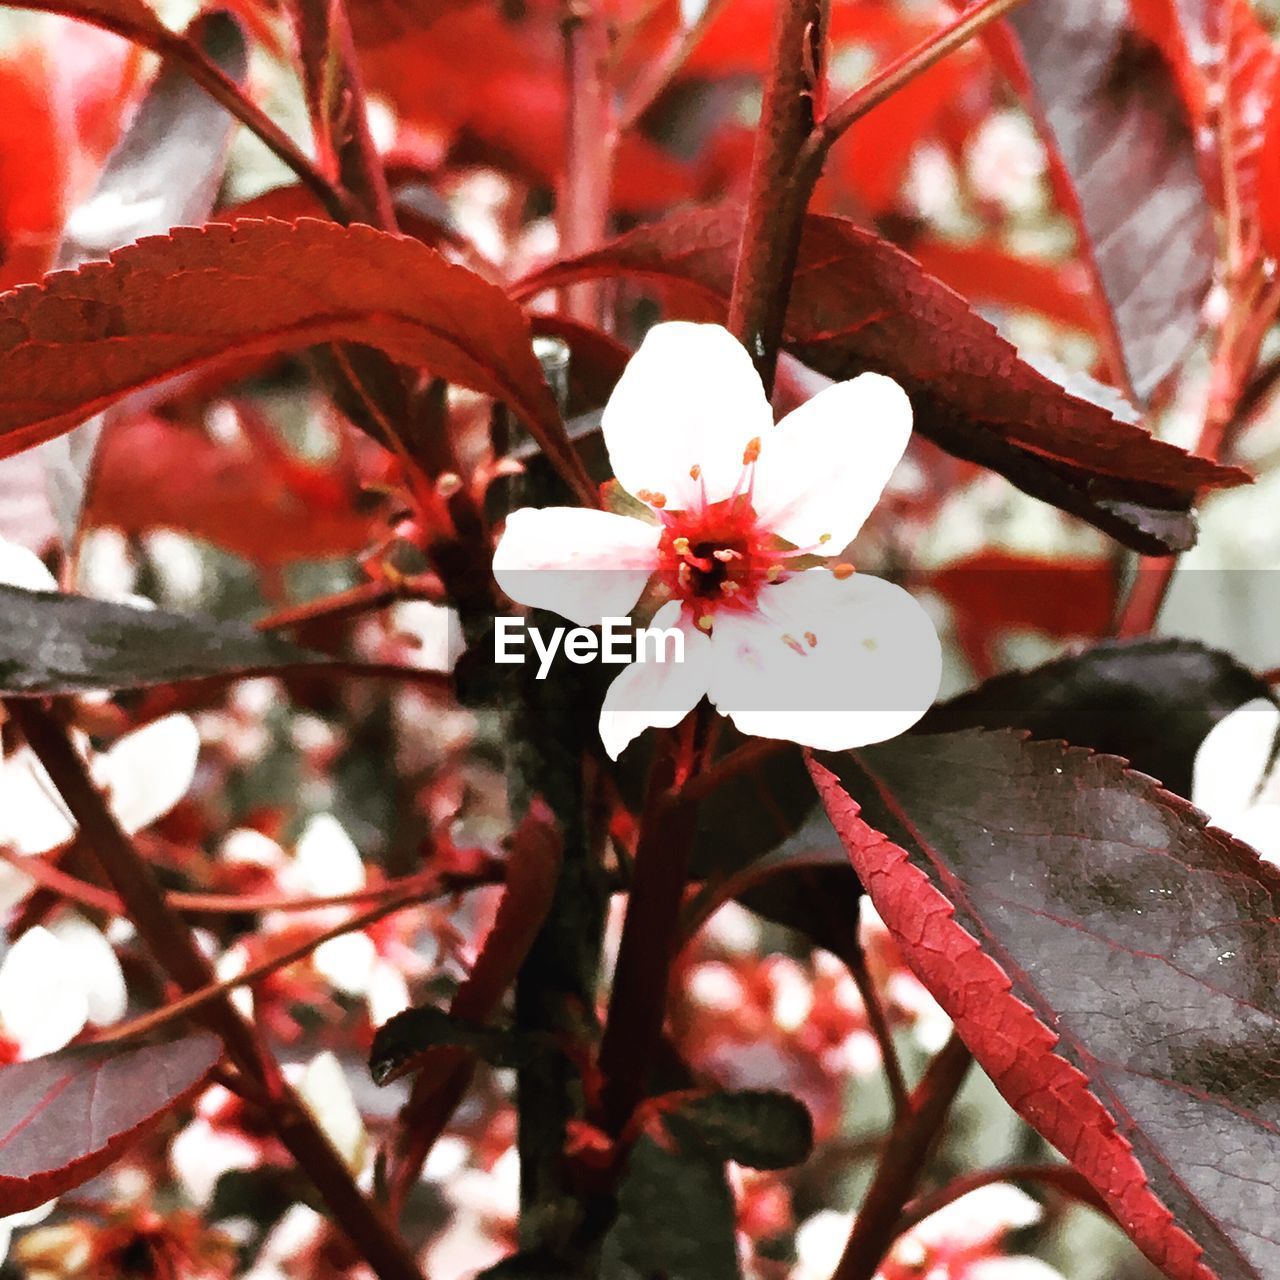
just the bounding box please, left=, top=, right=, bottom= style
left=846, top=940, right=909, bottom=1120
left=163, top=36, right=348, bottom=218
left=616, top=0, right=735, bottom=133
left=896, top=1162, right=1111, bottom=1235
left=92, top=891, right=425, bottom=1044
left=804, top=0, right=1030, bottom=161
left=830, top=1034, right=972, bottom=1280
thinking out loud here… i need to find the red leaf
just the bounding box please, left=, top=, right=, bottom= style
left=810, top=731, right=1280, bottom=1280
left=994, top=0, right=1214, bottom=402
left=451, top=799, right=563, bottom=1023
left=0, top=50, right=67, bottom=292
left=908, top=239, right=1099, bottom=333
left=86, top=412, right=378, bottom=566
left=515, top=205, right=1247, bottom=553
left=0, top=218, right=583, bottom=495
left=0, top=1033, right=221, bottom=1213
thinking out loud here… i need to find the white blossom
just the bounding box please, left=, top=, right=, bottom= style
left=493, top=323, right=941, bottom=758
left=1192, top=698, right=1280, bottom=862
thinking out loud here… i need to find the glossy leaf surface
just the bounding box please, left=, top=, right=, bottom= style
left=811, top=730, right=1280, bottom=1280
left=0, top=1034, right=221, bottom=1213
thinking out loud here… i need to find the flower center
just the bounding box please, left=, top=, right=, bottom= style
left=656, top=494, right=770, bottom=620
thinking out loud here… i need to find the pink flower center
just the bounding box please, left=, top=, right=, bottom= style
left=656, top=494, right=773, bottom=617
left=637, top=442, right=853, bottom=633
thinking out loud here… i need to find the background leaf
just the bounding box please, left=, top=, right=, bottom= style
left=0, top=585, right=325, bottom=695
left=660, top=1089, right=815, bottom=1172
left=26, top=9, right=248, bottom=544
left=0, top=219, right=579, bottom=491
left=995, top=0, right=1214, bottom=402
left=601, top=1134, right=741, bottom=1280
left=920, top=637, right=1272, bottom=795
left=811, top=730, right=1280, bottom=1280
left=0, top=1033, right=221, bottom=1213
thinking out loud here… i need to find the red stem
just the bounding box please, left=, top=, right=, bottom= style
left=830, top=1034, right=972, bottom=1280
left=726, top=0, right=828, bottom=392
left=897, top=1161, right=1111, bottom=1235
left=559, top=0, right=615, bottom=325
left=597, top=731, right=701, bottom=1132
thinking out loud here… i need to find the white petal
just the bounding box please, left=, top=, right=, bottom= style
left=754, top=373, right=912, bottom=552
left=0, top=861, right=34, bottom=914
left=103, top=715, right=200, bottom=833
left=5, top=1200, right=54, bottom=1229
left=47, top=915, right=127, bottom=1026
left=1192, top=699, right=1280, bottom=823
left=293, top=814, right=366, bottom=896
left=1221, top=802, right=1280, bottom=865
left=0, top=747, right=76, bottom=855
left=368, top=959, right=411, bottom=1027
left=297, top=1051, right=366, bottom=1172
left=0, top=927, right=89, bottom=1057
left=493, top=507, right=661, bottom=627
left=709, top=571, right=940, bottom=750
left=313, top=930, right=377, bottom=996
left=601, top=322, right=773, bottom=509
left=0, top=538, right=57, bottom=592
left=170, top=1117, right=260, bottom=1205
left=965, top=1259, right=1068, bottom=1280
left=598, top=604, right=713, bottom=759
left=913, top=1184, right=1040, bottom=1249
left=0, top=1223, right=11, bottom=1266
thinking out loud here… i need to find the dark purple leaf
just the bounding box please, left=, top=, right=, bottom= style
left=516, top=206, right=1246, bottom=553
left=999, top=0, right=1214, bottom=402
left=0, top=1034, right=221, bottom=1213
left=0, top=585, right=324, bottom=695
left=812, top=730, right=1280, bottom=1280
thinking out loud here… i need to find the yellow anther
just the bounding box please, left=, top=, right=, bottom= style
left=437, top=472, right=463, bottom=498
left=742, top=437, right=762, bottom=465
left=766, top=565, right=782, bottom=581
left=818, top=532, right=832, bottom=545
left=832, top=562, right=855, bottom=580
left=720, top=581, right=739, bottom=596
left=713, top=548, right=739, bottom=563
left=673, top=536, right=691, bottom=556
left=698, top=615, right=714, bottom=631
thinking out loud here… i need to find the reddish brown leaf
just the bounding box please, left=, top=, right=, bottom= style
left=0, top=218, right=584, bottom=496
left=995, top=0, right=1214, bottom=402
left=515, top=205, right=1247, bottom=553
left=810, top=730, right=1280, bottom=1280
left=0, top=1033, right=221, bottom=1213
left=87, top=413, right=377, bottom=566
